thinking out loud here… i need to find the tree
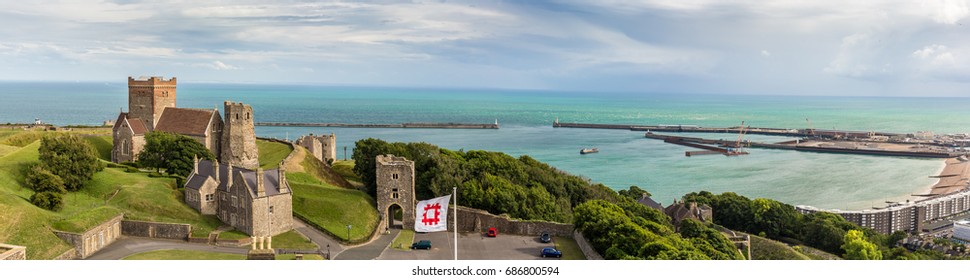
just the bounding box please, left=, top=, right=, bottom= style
left=842, top=230, right=882, bottom=260
left=38, top=134, right=103, bottom=191
left=137, top=132, right=215, bottom=177
left=30, top=191, right=64, bottom=211
left=618, top=185, right=650, bottom=200
left=25, top=165, right=66, bottom=194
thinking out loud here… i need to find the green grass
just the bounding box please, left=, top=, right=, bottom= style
left=0, top=138, right=226, bottom=259
left=257, top=140, right=293, bottom=169
left=0, top=131, right=45, bottom=147
left=299, top=150, right=354, bottom=189
left=82, top=135, right=113, bottom=161
left=272, top=230, right=318, bottom=250
left=390, top=230, right=415, bottom=251
left=0, top=144, right=19, bottom=158
left=277, top=254, right=325, bottom=260
left=552, top=236, right=586, bottom=260
left=290, top=181, right=378, bottom=243
left=122, top=249, right=246, bottom=260
left=218, top=230, right=249, bottom=240
left=749, top=234, right=811, bottom=260
left=331, top=160, right=360, bottom=182
left=51, top=206, right=121, bottom=233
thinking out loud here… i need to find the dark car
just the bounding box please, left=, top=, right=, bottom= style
left=487, top=227, right=498, bottom=237
left=539, top=232, right=552, bottom=243
left=411, top=240, right=432, bottom=250
left=540, top=247, right=562, bottom=258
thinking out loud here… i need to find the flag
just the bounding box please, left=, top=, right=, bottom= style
left=414, top=195, right=451, bottom=232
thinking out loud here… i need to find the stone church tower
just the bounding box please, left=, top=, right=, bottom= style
left=127, top=77, right=177, bottom=131
left=221, top=101, right=259, bottom=169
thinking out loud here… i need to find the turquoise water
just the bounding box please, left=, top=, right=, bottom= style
left=1, top=82, right=964, bottom=210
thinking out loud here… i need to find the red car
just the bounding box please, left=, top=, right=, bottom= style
left=487, top=227, right=498, bottom=237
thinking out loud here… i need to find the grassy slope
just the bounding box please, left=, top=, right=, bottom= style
left=82, top=135, right=113, bottom=161
left=331, top=160, right=361, bottom=183
left=749, top=234, right=812, bottom=260
left=256, top=140, right=292, bottom=169
left=0, top=132, right=225, bottom=259
left=288, top=148, right=378, bottom=243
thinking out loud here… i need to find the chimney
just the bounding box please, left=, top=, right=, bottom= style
left=213, top=160, right=220, bottom=181
left=256, top=168, right=265, bottom=197
left=193, top=155, right=199, bottom=175
left=226, top=164, right=234, bottom=188
left=278, top=162, right=286, bottom=192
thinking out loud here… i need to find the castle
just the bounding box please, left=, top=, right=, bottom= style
left=111, top=76, right=258, bottom=170
left=296, top=133, right=337, bottom=164
left=112, top=76, right=292, bottom=237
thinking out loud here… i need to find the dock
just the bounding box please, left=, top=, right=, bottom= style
left=255, top=122, right=499, bottom=129
left=553, top=121, right=906, bottom=138
left=645, top=132, right=961, bottom=158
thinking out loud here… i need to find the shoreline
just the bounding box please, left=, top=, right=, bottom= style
left=925, top=157, right=970, bottom=196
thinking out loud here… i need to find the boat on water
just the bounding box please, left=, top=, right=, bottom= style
left=580, top=148, right=599, bottom=154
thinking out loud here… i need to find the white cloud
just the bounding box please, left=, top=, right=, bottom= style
left=824, top=33, right=893, bottom=79
left=195, top=61, right=239, bottom=70
left=761, top=50, right=771, bottom=57
left=922, top=0, right=970, bottom=24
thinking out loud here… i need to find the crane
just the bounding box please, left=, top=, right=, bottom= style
left=805, top=118, right=815, bottom=137
left=734, top=121, right=748, bottom=149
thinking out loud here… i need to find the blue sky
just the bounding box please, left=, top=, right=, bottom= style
left=0, top=0, right=968, bottom=96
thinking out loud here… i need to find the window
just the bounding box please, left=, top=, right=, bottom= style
left=392, top=188, right=399, bottom=199
left=232, top=195, right=238, bottom=207
left=205, top=194, right=214, bottom=202
left=269, top=206, right=274, bottom=213
left=392, top=173, right=399, bottom=180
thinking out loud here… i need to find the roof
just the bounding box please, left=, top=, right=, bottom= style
left=186, top=160, right=284, bottom=198
left=112, top=113, right=148, bottom=135
left=637, top=194, right=663, bottom=211
left=154, top=108, right=218, bottom=137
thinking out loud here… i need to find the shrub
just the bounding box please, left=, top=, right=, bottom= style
left=30, top=191, right=64, bottom=211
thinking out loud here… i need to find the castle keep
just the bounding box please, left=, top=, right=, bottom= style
left=111, top=76, right=259, bottom=169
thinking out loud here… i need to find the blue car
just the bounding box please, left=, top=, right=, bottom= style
left=411, top=240, right=432, bottom=250
left=540, top=247, right=561, bottom=258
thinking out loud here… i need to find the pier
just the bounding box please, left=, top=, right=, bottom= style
left=256, top=122, right=499, bottom=129
left=553, top=121, right=906, bottom=138
left=645, top=132, right=962, bottom=158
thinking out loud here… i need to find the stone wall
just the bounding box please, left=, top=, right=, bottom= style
left=121, top=220, right=191, bottom=240
left=51, top=214, right=124, bottom=259
left=449, top=206, right=574, bottom=237
left=0, top=244, right=27, bottom=260
left=52, top=249, right=79, bottom=260
left=572, top=230, right=603, bottom=260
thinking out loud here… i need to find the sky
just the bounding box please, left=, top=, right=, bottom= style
left=0, top=0, right=968, bottom=96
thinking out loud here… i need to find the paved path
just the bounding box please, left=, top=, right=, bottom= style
left=334, top=228, right=400, bottom=260
left=85, top=238, right=249, bottom=260
left=292, top=218, right=345, bottom=258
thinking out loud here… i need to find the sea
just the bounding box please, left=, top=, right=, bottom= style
left=2, top=81, right=968, bottom=210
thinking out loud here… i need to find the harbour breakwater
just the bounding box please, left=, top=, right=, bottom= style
left=256, top=122, right=499, bottom=129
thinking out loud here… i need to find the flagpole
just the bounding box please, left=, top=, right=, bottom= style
left=453, top=186, right=458, bottom=260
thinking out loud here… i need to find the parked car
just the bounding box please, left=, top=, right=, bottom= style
left=487, top=227, right=498, bottom=237
left=540, top=247, right=562, bottom=258
left=539, top=232, right=552, bottom=243
left=411, top=240, right=432, bottom=250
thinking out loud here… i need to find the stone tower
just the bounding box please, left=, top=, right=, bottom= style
left=221, top=101, right=259, bottom=170
left=376, top=155, right=416, bottom=230
left=127, top=76, right=177, bottom=131
left=320, top=133, right=337, bottom=163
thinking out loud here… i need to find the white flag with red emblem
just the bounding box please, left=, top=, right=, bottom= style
left=414, top=195, right=451, bottom=232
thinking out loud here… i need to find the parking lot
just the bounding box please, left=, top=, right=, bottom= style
left=377, top=231, right=563, bottom=260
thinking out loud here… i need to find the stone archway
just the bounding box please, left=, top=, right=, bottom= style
left=375, top=155, right=416, bottom=230
left=385, top=203, right=404, bottom=230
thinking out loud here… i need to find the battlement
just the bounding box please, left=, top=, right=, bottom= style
left=376, top=154, right=413, bottom=166
left=128, top=76, right=177, bottom=87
